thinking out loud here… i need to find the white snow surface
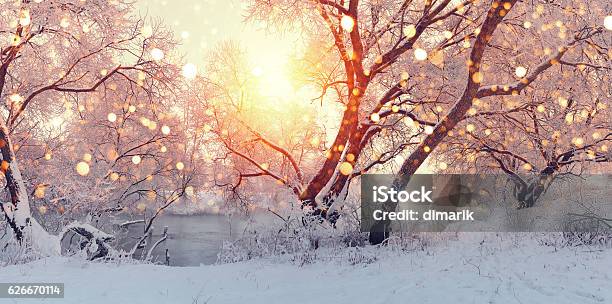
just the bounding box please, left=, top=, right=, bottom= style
left=1, top=234, right=610, bottom=304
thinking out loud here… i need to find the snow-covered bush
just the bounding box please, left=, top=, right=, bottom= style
left=0, top=223, right=40, bottom=266
left=216, top=205, right=456, bottom=265
left=561, top=232, right=612, bottom=247
left=538, top=228, right=612, bottom=248
left=537, top=213, right=612, bottom=248
left=216, top=213, right=331, bottom=264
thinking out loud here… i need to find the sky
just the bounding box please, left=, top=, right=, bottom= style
left=137, top=0, right=310, bottom=108
left=135, top=0, right=433, bottom=173
left=137, top=0, right=297, bottom=71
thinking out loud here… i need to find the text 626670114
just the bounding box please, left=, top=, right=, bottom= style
left=0, top=283, right=64, bottom=298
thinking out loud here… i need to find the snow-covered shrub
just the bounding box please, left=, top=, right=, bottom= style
left=536, top=218, right=612, bottom=248
left=561, top=232, right=612, bottom=247
left=0, top=222, right=47, bottom=265
left=538, top=221, right=612, bottom=248
left=345, top=247, right=378, bottom=265
left=216, top=214, right=331, bottom=264
left=558, top=212, right=612, bottom=247
left=216, top=205, right=454, bottom=265
left=0, top=220, right=58, bottom=264
left=340, top=229, right=368, bottom=248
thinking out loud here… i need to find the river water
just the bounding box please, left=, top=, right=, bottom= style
left=119, top=214, right=253, bottom=266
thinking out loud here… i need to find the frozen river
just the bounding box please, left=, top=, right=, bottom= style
left=120, top=214, right=254, bottom=266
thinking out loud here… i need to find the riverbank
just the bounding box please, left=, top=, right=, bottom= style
left=1, top=234, right=610, bottom=304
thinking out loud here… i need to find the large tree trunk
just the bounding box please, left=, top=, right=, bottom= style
left=296, top=0, right=518, bottom=245
left=313, top=140, right=356, bottom=210
left=299, top=95, right=362, bottom=206
left=368, top=0, right=516, bottom=244
left=300, top=118, right=372, bottom=222
left=513, top=173, right=554, bottom=209
left=0, top=121, right=60, bottom=255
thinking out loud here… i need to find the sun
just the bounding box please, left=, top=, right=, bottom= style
left=248, top=47, right=295, bottom=100
left=251, top=56, right=295, bottom=100
left=253, top=66, right=294, bottom=99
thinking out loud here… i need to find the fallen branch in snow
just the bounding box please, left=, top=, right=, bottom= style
left=61, top=223, right=114, bottom=242
left=60, top=222, right=116, bottom=261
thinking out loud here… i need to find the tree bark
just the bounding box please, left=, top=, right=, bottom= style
left=0, top=120, right=59, bottom=255
left=514, top=172, right=554, bottom=209
left=369, top=0, right=517, bottom=244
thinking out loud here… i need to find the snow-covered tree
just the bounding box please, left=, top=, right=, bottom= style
left=440, top=27, right=610, bottom=208
left=198, top=42, right=327, bottom=211
left=0, top=0, right=189, bottom=256
left=215, top=0, right=612, bottom=243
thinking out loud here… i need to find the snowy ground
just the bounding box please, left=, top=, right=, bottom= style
left=1, top=234, right=610, bottom=304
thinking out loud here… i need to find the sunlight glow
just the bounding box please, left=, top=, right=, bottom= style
left=605, top=16, right=612, bottom=30
left=403, top=24, right=416, bottom=38
left=414, top=48, right=428, bottom=61
left=339, top=162, right=353, bottom=176
left=19, top=10, right=30, bottom=26
left=182, top=63, right=197, bottom=79
left=50, top=116, right=64, bottom=128
left=132, top=155, right=142, bottom=165
left=76, top=162, right=90, bottom=176
left=251, top=67, right=263, bottom=77
left=370, top=113, right=380, bottom=122
left=60, top=17, right=70, bottom=28
left=9, top=93, right=22, bottom=104
left=515, top=66, right=527, bottom=78
left=250, top=52, right=294, bottom=99
left=150, top=48, right=165, bottom=61
left=340, top=15, right=355, bottom=32
left=141, top=24, right=153, bottom=38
